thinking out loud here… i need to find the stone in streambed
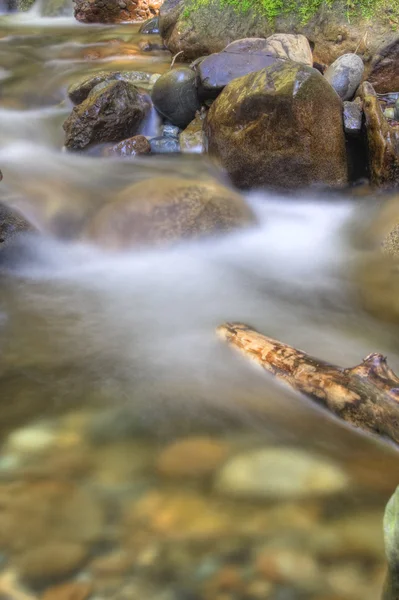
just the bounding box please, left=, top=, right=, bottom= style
left=156, top=436, right=229, bottom=478
left=343, top=99, right=363, bottom=136
left=197, top=35, right=312, bottom=97
left=162, top=123, right=180, bottom=138
left=63, top=80, right=147, bottom=151
left=324, top=54, right=364, bottom=101
left=68, top=71, right=157, bottom=105
left=42, top=582, right=93, bottom=600
left=214, top=448, right=348, bottom=500
left=102, top=135, right=151, bottom=157
left=149, top=135, right=180, bottom=153
left=151, top=67, right=201, bottom=129
left=180, top=112, right=206, bottom=154
left=139, top=16, right=160, bottom=34
left=0, top=202, right=33, bottom=246
left=84, top=176, right=255, bottom=250
left=204, top=61, right=348, bottom=189
left=16, top=542, right=88, bottom=584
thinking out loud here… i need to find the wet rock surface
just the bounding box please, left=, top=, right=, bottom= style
left=74, top=0, right=163, bottom=24
left=102, top=135, right=151, bottom=157
left=68, top=70, right=158, bottom=105
left=204, top=61, right=348, bottom=189
left=343, top=99, right=363, bottom=136
left=63, top=80, right=148, bottom=151
left=0, top=203, right=33, bottom=245
left=84, top=176, right=256, bottom=249
left=151, top=67, right=201, bottom=128
left=139, top=15, right=160, bottom=34
left=179, top=111, right=206, bottom=153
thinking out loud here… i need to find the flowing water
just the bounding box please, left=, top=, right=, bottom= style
left=0, top=4, right=398, bottom=600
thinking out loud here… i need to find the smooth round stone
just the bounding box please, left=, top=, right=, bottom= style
left=151, top=67, right=201, bottom=129
left=150, top=136, right=180, bottom=153
left=139, top=16, right=160, bottom=34
left=214, top=447, right=349, bottom=500
left=324, top=53, right=365, bottom=101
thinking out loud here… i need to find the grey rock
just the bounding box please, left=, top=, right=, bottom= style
left=139, top=16, right=160, bottom=34
left=63, top=80, right=147, bottom=151
left=343, top=100, right=363, bottom=136
left=162, top=123, right=180, bottom=138
left=149, top=136, right=180, bottom=153
left=197, top=38, right=282, bottom=96
left=0, top=203, right=32, bottom=245
left=151, top=67, right=201, bottom=129
left=68, top=71, right=155, bottom=105
left=324, top=53, right=364, bottom=101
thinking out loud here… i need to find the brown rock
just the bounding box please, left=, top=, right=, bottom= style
left=74, top=0, right=163, bottom=23
left=102, top=135, right=151, bottom=157
left=0, top=480, right=104, bottom=552
left=156, top=436, right=229, bottom=478
left=0, top=202, right=33, bottom=245
left=255, top=549, right=319, bottom=588
left=16, top=542, right=88, bottom=584
left=358, top=82, right=399, bottom=188
left=63, top=80, right=147, bottom=151
left=204, top=61, right=348, bottom=189
left=42, top=581, right=93, bottom=600
left=89, top=550, right=133, bottom=576
left=367, top=36, right=399, bottom=93
left=84, top=176, right=255, bottom=249
left=179, top=112, right=205, bottom=154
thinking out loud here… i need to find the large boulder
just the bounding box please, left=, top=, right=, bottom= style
left=358, top=82, right=399, bottom=189
left=204, top=61, right=348, bottom=190
left=68, top=71, right=159, bottom=105
left=159, top=0, right=398, bottom=67
left=196, top=36, right=312, bottom=97
left=63, top=80, right=148, bottom=151
left=84, top=176, right=255, bottom=249
left=74, top=0, right=163, bottom=23
left=367, top=36, right=399, bottom=94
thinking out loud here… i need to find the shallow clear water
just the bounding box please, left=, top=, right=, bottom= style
left=0, top=4, right=398, bottom=600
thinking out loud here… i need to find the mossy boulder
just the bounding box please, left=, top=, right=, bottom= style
left=159, top=0, right=398, bottom=84
left=204, top=61, right=348, bottom=189
left=84, top=176, right=256, bottom=249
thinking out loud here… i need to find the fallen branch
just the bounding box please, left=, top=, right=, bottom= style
left=217, top=322, right=399, bottom=447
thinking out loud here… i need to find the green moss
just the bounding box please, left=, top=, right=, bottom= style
left=183, top=0, right=398, bottom=25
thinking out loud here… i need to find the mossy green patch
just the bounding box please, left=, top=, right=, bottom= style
left=183, top=0, right=399, bottom=26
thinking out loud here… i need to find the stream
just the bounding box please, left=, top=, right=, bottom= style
left=0, top=3, right=398, bottom=599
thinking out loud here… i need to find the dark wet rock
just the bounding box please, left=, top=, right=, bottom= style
left=159, top=0, right=397, bottom=66
left=138, top=39, right=166, bottom=52
left=343, top=99, right=363, bottom=136
left=151, top=67, right=201, bottom=129
left=102, top=135, right=151, bottom=157
left=68, top=71, right=155, bottom=105
left=367, top=35, right=399, bottom=94
left=149, top=136, right=180, bottom=153
left=204, top=61, right=348, bottom=190
left=63, top=80, right=147, bottom=151
left=0, top=203, right=33, bottom=245
left=180, top=112, right=205, bottom=154
left=74, top=0, right=163, bottom=23
left=358, top=82, right=399, bottom=188
left=84, top=176, right=256, bottom=249
left=139, top=15, right=160, bottom=33
left=162, top=123, right=180, bottom=138
left=396, top=98, right=399, bottom=120
left=324, top=53, right=364, bottom=101
left=197, top=40, right=281, bottom=98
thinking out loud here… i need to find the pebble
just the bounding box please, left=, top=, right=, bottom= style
left=156, top=436, right=229, bottom=479
left=16, top=542, right=88, bottom=584
left=42, top=581, right=93, bottom=600
left=343, top=100, right=362, bottom=136
left=214, top=448, right=348, bottom=500
left=149, top=136, right=180, bottom=153
left=324, top=53, right=364, bottom=101
left=6, top=424, right=57, bottom=454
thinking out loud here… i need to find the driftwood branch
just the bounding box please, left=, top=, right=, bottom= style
left=217, top=322, right=399, bottom=447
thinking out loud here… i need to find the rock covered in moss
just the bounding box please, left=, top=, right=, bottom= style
left=63, top=80, right=148, bottom=151
left=324, top=53, right=364, bottom=101
left=84, top=176, right=256, bottom=249
left=204, top=61, right=348, bottom=189
left=74, top=0, right=163, bottom=23
left=151, top=67, right=201, bottom=128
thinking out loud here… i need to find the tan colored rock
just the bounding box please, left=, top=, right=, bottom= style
left=204, top=61, right=348, bottom=189
left=85, top=176, right=255, bottom=249
left=74, top=0, right=163, bottom=24
left=255, top=549, right=319, bottom=589
left=42, top=582, right=93, bottom=600
left=156, top=436, right=229, bottom=478
left=261, top=34, right=313, bottom=66
left=358, top=82, right=399, bottom=188
left=16, top=542, right=88, bottom=584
